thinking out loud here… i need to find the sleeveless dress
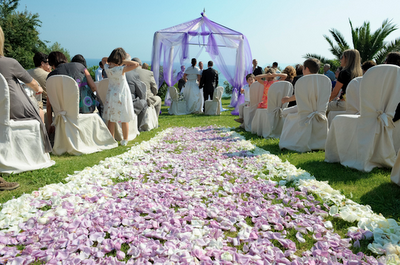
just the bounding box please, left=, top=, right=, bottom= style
left=258, top=80, right=277, bottom=109
left=103, top=65, right=135, bottom=123
left=183, top=66, right=202, bottom=114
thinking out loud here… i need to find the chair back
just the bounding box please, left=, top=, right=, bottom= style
left=295, top=74, right=331, bottom=119
left=359, top=65, right=400, bottom=119
left=47, top=75, right=79, bottom=123
left=248, top=81, right=264, bottom=109
left=96, top=78, right=109, bottom=103
left=169, top=86, right=179, bottom=101
left=213, top=86, right=224, bottom=101
left=267, top=81, right=293, bottom=113
left=0, top=74, right=10, bottom=125
left=345, top=77, right=362, bottom=114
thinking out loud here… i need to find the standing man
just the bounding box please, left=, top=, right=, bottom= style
left=132, top=57, right=162, bottom=117
left=95, top=61, right=104, bottom=81
left=200, top=60, right=218, bottom=111
left=252, top=59, right=263, bottom=76
left=272, top=62, right=281, bottom=73
left=198, top=61, right=204, bottom=74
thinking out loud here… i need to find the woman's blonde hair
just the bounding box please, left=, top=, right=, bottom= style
left=282, top=65, right=296, bottom=81
left=264, top=67, right=275, bottom=74
left=0, top=26, right=4, bottom=57
left=342, top=49, right=362, bottom=79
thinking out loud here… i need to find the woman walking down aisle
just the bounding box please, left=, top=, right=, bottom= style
left=183, top=58, right=202, bottom=114
left=327, top=49, right=362, bottom=112
left=102, top=48, right=139, bottom=146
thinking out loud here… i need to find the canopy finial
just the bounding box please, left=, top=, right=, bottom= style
left=201, top=8, right=206, bottom=17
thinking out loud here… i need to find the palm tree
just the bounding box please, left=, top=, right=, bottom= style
left=305, top=19, right=400, bottom=64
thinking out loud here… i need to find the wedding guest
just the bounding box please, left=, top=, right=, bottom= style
left=327, top=49, right=362, bottom=112
left=256, top=68, right=287, bottom=109
left=0, top=26, right=52, bottom=179
left=282, top=58, right=321, bottom=105
left=272, top=62, right=281, bottom=73
left=323, top=64, right=336, bottom=82
left=142, top=63, right=149, bottom=70
left=95, top=61, right=104, bottom=81
left=27, top=52, right=51, bottom=108
left=288, top=64, right=304, bottom=107
left=132, top=57, right=162, bottom=117
left=282, top=65, right=296, bottom=84
left=234, top=73, right=255, bottom=123
left=47, top=51, right=99, bottom=127
left=71, top=54, right=103, bottom=115
left=361, top=60, right=376, bottom=74
left=252, top=59, right=263, bottom=76
left=385, top=52, right=400, bottom=122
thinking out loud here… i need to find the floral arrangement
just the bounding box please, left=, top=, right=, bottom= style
left=178, top=92, right=185, bottom=101
left=0, top=127, right=398, bottom=264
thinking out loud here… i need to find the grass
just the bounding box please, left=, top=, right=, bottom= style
left=1, top=98, right=400, bottom=224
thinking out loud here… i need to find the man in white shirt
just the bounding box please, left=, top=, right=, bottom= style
left=234, top=73, right=255, bottom=123
left=95, top=61, right=104, bottom=81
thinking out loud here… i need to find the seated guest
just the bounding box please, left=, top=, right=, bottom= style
left=362, top=60, right=376, bottom=74
left=272, top=62, right=281, bottom=73
left=71, top=54, right=103, bottom=116
left=142, top=63, right=150, bottom=70
left=331, top=66, right=342, bottom=89
left=47, top=51, right=99, bottom=127
left=132, top=57, right=161, bottom=117
left=385, top=52, right=400, bottom=122
left=288, top=64, right=304, bottom=107
left=282, top=65, right=296, bottom=84
left=27, top=52, right=51, bottom=109
left=124, top=53, right=148, bottom=129
left=0, top=26, right=52, bottom=160
left=323, top=64, right=336, bottom=82
left=256, top=67, right=287, bottom=109
left=282, top=58, right=321, bottom=105
left=327, top=49, right=362, bottom=112
left=234, top=73, right=255, bottom=123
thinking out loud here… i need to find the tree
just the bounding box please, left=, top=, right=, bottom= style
left=0, top=0, right=70, bottom=68
left=305, top=19, right=400, bottom=64
left=0, top=0, right=46, bottom=68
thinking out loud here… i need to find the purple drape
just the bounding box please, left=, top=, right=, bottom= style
left=231, top=93, right=245, bottom=115
left=230, top=87, right=239, bottom=107
left=151, top=14, right=253, bottom=93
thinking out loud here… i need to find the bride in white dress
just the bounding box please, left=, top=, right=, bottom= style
left=183, top=58, right=202, bottom=114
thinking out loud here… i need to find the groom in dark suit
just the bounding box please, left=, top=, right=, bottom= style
left=200, top=60, right=218, bottom=111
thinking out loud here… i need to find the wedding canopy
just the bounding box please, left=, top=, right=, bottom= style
left=151, top=13, right=253, bottom=91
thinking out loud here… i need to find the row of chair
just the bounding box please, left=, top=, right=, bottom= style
left=0, top=75, right=158, bottom=174
left=168, top=86, right=224, bottom=116
left=242, top=65, right=400, bottom=175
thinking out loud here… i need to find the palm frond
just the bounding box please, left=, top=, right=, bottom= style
left=375, top=37, right=400, bottom=63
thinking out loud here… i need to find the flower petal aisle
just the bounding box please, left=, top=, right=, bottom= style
left=0, top=127, right=398, bottom=264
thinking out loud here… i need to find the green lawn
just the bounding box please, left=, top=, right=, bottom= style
left=1, top=98, right=400, bottom=223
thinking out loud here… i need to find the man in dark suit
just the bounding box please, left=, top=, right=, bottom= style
left=200, top=60, right=218, bottom=111
left=252, top=59, right=263, bottom=76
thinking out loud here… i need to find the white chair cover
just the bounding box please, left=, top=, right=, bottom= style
left=327, top=77, right=362, bottom=126
left=279, top=74, right=331, bottom=152
left=47, top=75, right=118, bottom=155
left=391, top=149, right=400, bottom=186
left=0, top=74, right=55, bottom=173
left=251, top=81, right=293, bottom=138
left=96, top=79, right=140, bottom=140
left=138, top=80, right=158, bottom=131
left=325, top=65, right=400, bottom=172
left=243, top=82, right=264, bottom=131
left=168, top=86, right=188, bottom=115
left=205, top=86, right=224, bottom=115
left=394, top=120, right=400, bottom=154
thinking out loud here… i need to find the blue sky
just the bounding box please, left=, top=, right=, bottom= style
left=17, top=0, right=400, bottom=68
